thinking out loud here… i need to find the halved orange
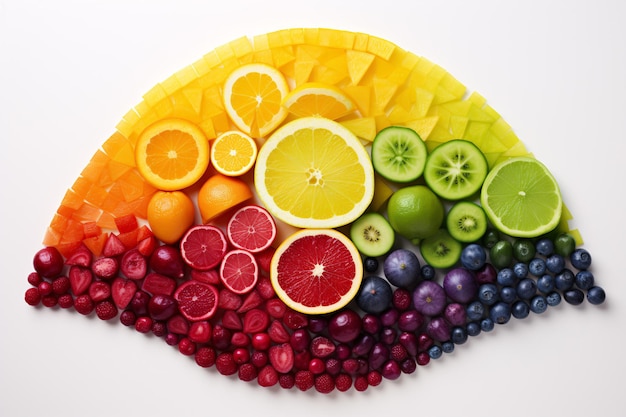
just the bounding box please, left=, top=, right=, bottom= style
left=282, top=82, right=355, bottom=120
left=210, top=131, right=258, bottom=176
left=222, top=63, right=289, bottom=138
left=270, top=228, right=363, bottom=315
left=135, top=118, right=209, bottom=191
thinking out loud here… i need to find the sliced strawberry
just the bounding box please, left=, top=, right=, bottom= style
left=91, top=257, right=119, bottom=280
left=188, top=321, right=212, bottom=344
left=242, top=308, right=269, bottom=334
left=218, top=288, right=243, bottom=311
left=136, top=235, right=157, bottom=257
left=255, top=246, right=275, bottom=273
left=283, top=309, right=309, bottom=330
left=69, top=266, right=93, bottom=296
left=231, top=331, right=250, bottom=347
left=89, top=281, right=111, bottom=302
left=269, top=343, right=294, bottom=373
left=120, top=248, right=147, bottom=280
left=191, top=269, right=220, bottom=285
left=268, top=320, right=290, bottom=343
left=221, top=310, right=242, bottom=330
left=265, top=298, right=287, bottom=319
left=256, top=276, right=275, bottom=300
left=135, top=224, right=153, bottom=242
left=257, top=365, right=279, bottom=387
left=117, top=229, right=139, bottom=250
left=166, top=314, right=190, bottom=335
left=141, top=272, right=176, bottom=296
left=237, top=289, right=263, bottom=314
left=102, top=233, right=126, bottom=257
left=114, top=214, right=139, bottom=234
left=65, top=244, right=93, bottom=267
left=111, top=277, right=137, bottom=309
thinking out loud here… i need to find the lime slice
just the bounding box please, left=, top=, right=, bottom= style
left=480, top=157, right=562, bottom=238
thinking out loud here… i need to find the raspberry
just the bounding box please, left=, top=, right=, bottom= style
left=27, top=272, right=42, bottom=287
left=41, top=295, right=58, bottom=307
left=294, top=370, right=314, bottom=391
left=367, top=370, right=382, bottom=387
left=24, top=288, right=41, bottom=306
left=151, top=321, right=167, bottom=337
left=52, top=276, right=71, bottom=295
left=250, top=351, right=268, bottom=368
left=257, top=365, right=278, bottom=387
left=390, top=343, right=408, bottom=361
left=119, top=310, right=136, bottom=326
left=95, top=300, right=118, bottom=320
left=354, top=375, right=369, bottom=392
left=278, top=373, right=295, bottom=389
left=58, top=294, right=74, bottom=309
left=314, top=373, right=335, bottom=394
left=74, top=294, right=94, bottom=315
left=325, top=358, right=341, bottom=375
left=392, top=288, right=412, bottom=310
left=335, top=373, right=352, bottom=392
left=215, top=352, right=237, bottom=375
left=237, top=363, right=257, bottom=381
left=195, top=347, right=216, bottom=368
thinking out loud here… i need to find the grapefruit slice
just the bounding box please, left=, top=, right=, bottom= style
left=226, top=205, right=277, bottom=253
left=270, top=229, right=363, bottom=315
left=219, top=249, right=259, bottom=294
left=173, top=281, right=219, bottom=322
left=180, top=225, right=228, bottom=271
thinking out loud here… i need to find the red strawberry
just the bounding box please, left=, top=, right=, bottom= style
left=268, top=343, right=294, bottom=373
left=238, top=363, right=257, bottom=382
left=24, top=288, right=41, bottom=306
left=137, top=235, right=157, bottom=257
left=51, top=276, right=71, bottom=295
left=236, top=289, right=263, bottom=314
left=255, top=277, right=275, bottom=299
left=141, top=273, right=176, bottom=296
left=91, top=257, right=119, bottom=280
left=88, top=281, right=111, bottom=302
left=195, top=347, right=216, bottom=368
left=188, top=321, right=212, bottom=344
left=294, top=370, right=314, bottom=391
left=120, top=248, right=147, bottom=280
left=265, top=298, right=287, bottom=319
left=95, top=300, right=118, bottom=320
left=190, top=269, right=220, bottom=285
left=166, top=314, right=190, bottom=335
left=257, top=365, right=278, bottom=387
left=315, top=373, right=335, bottom=394
left=221, top=310, right=242, bottom=330
left=111, top=277, right=137, bottom=309
left=242, top=308, right=269, bottom=334
left=218, top=288, right=243, bottom=310
left=69, top=266, right=93, bottom=296
left=65, top=244, right=93, bottom=267
left=74, top=294, right=94, bottom=315
left=215, top=352, right=237, bottom=376
left=102, top=233, right=126, bottom=257
left=268, top=320, right=290, bottom=343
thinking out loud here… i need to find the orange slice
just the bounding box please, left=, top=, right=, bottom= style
left=210, top=131, right=258, bottom=176
left=222, top=63, right=289, bottom=138
left=135, top=118, right=209, bottom=191
left=282, top=82, right=355, bottom=120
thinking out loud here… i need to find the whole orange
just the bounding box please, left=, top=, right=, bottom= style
left=197, top=174, right=253, bottom=223
left=147, top=191, right=196, bottom=244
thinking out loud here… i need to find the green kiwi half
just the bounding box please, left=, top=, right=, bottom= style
left=371, top=126, right=428, bottom=183
left=446, top=201, right=488, bottom=243
left=419, top=229, right=462, bottom=269
left=350, top=212, right=395, bottom=257
left=423, top=139, right=489, bottom=200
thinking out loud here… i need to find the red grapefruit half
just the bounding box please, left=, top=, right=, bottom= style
left=219, top=249, right=259, bottom=294
left=173, top=281, right=219, bottom=321
left=226, top=205, right=277, bottom=253
left=270, top=229, right=363, bottom=315
left=180, top=225, right=228, bottom=271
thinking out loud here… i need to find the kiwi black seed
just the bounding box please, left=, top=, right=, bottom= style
left=446, top=201, right=488, bottom=243
left=423, top=139, right=489, bottom=200
left=350, top=212, right=395, bottom=257
left=419, top=229, right=462, bottom=269
left=371, top=126, right=428, bottom=183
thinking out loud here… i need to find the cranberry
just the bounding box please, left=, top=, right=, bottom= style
left=119, top=310, right=137, bottom=326
left=135, top=316, right=153, bottom=333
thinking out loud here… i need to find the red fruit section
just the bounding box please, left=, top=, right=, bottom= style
left=180, top=225, right=228, bottom=271
left=227, top=205, right=277, bottom=253
left=219, top=250, right=259, bottom=294
left=174, top=281, right=219, bottom=322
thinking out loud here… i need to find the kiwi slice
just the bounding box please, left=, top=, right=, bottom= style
left=371, top=126, right=428, bottom=183
left=419, top=229, right=462, bottom=269
left=423, top=139, right=488, bottom=200
left=350, top=212, right=395, bottom=257
left=446, top=201, right=488, bottom=243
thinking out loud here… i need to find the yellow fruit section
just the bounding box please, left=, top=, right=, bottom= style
left=45, top=28, right=580, bottom=255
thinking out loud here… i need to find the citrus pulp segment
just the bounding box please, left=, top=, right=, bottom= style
left=282, top=82, right=356, bottom=120
left=134, top=118, right=209, bottom=191
left=219, top=249, right=259, bottom=294
left=270, top=229, right=363, bottom=315
left=180, top=225, right=228, bottom=270
left=254, top=117, right=374, bottom=229
left=210, top=131, right=258, bottom=176
left=222, top=63, right=289, bottom=138
left=480, top=157, right=563, bottom=238
left=173, top=281, right=219, bottom=321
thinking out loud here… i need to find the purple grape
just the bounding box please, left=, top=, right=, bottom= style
left=443, top=268, right=477, bottom=303
left=328, top=309, right=362, bottom=343
left=443, top=303, right=467, bottom=326
left=474, top=263, right=497, bottom=284
left=369, top=343, right=390, bottom=370
left=426, top=316, right=451, bottom=342
left=397, top=309, right=424, bottom=332
left=412, top=280, right=446, bottom=316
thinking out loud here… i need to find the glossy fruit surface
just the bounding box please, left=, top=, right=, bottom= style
left=383, top=249, right=420, bottom=288
left=387, top=185, right=444, bottom=244
left=356, top=276, right=392, bottom=314
left=197, top=174, right=253, bottom=223
left=371, top=126, right=427, bottom=183
left=147, top=191, right=195, bottom=244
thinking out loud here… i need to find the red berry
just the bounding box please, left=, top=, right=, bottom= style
left=354, top=375, right=369, bottom=392
left=392, top=288, right=412, bottom=310
left=294, top=370, right=314, bottom=391
left=390, top=343, right=408, bottom=362
left=232, top=347, right=250, bottom=364
left=119, top=310, right=137, bottom=326
left=238, top=363, right=257, bottom=382
left=33, top=247, right=64, bottom=278
left=41, top=294, right=58, bottom=308
left=278, top=373, right=295, bottom=389
left=27, top=272, right=42, bottom=287
left=195, top=347, right=216, bottom=368
left=74, top=294, right=94, bottom=315
left=367, top=370, right=382, bottom=387
left=95, top=300, right=118, bottom=320
left=24, top=288, right=41, bottom=306
left=250, top=351, right=268, bottom=368
left=151, top=321, right=167, bottom=337
left=52, top=276, right=71, bottom=295
left=314, top=373, right=335, bottom=394
left=308, top=358, right=325, bottom=374
left=135, top=316, right=153, bottom=333
left=257, top=365, right=278, bottom=387
left=215, top=352, right=237, bottom=375
left=335, top=373, right=353, bottom=392
left=58, top=294, right=74, bottom=309
left=38, top=281, right=52, bottom=296
left=178, top=337, right=197, bottom=356
left=417, top=352, right=430, bottom=366
left=89, top=281, right=111, bottom=302
left=251, top=332, right=271, bottom=351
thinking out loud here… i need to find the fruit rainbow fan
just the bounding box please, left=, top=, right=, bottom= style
left=23, top=28, right=606, bottom=393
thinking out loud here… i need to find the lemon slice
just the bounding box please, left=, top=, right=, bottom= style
left=282, top=82, right=355, bottom=120
left=254, top=117, right=374, bottom=229
left=480, top=157, right=563, bottom=238
left=210, top=131, right=258, bottom=176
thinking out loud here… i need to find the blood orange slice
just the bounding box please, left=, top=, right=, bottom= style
left=219, top=249, right=259, bottom=294
left=180, top=225, right=228, bottom=271
left=226, top=205, right=277, bottom=253
left=173, top=281, right=219, bottom=321
left=270, top=229, right=363, bottom=315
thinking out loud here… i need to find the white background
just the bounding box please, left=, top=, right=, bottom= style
left=1, top=1, right=625, bottom=416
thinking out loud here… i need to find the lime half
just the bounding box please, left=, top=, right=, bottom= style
left=480, top=157, right=562, bottom=238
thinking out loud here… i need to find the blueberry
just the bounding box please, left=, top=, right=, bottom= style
left=480, top=317, right=495, bottom=332
left=575, top=270, right=595, bottom=290
left=528, top=258, right=546, bottom=276
left=537, top=274, right=555, bottom=294
left=513, top=262, right=528, bottom=279
left=356, top=276, right=393, bottom=314
left=441, top=341, right=455, bottom=354
left=516, top=278, right=537, bottom=299
left=511, top=300, right=530, bottom=319
left=460, top=244, right=487, bottom=271
left=363, top=257, right=379, bottom=273
left=451, top=326, right=468, bottom=344
left=545, top=254, right=566, bottom=274
left=421, top=264, right=436, bottom=280
left=530, top=295, right=548, bottom=314
left=546, top=291, right=562, bottom=307
left=478, top=283, right=499, bottom=306
left=564, top=289, right=585, bottom=305
left=489, top=302, right=511, bottom=324
left=500, top=286, right=517, bottom=303
left=555, top=269, right=575, bottom=291
left=466, top=300, right=485, bottom=321
left=570, top=248, right=592, bottom=270
left=466, top=322, right=481, bottom=337
left=428, top=345, right=443, bottom=359
left=497, top=268, right=516, bottom=286
left=587, top=286, right=606, bottom=305
left=535, top=238, right=554, bottom=256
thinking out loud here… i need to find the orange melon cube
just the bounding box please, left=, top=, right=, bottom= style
left=82, top=221, right=102, bottom=239
left=82, top=232, right=108, bottom=257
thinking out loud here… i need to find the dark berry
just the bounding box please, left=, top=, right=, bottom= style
left=587, top=286, right=606, bottom=305
left=563, top=289, right=585, bottom=305
left=570, top=248, right=592, bottom=270
left=363, top=257, right=379, bottom=273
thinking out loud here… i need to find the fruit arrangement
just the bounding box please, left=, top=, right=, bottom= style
left=23, top=28, right=606, bottom=394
